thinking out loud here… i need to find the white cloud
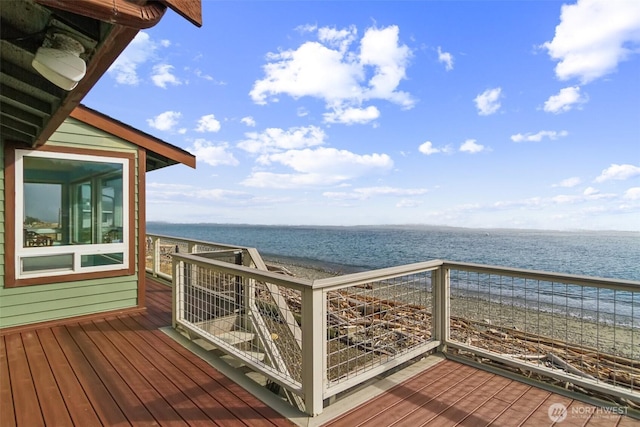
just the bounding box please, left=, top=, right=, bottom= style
left=397, top=199, right=423, bottom=208
left=242, top=147, right=393, bottom=189
left=418, top=141, right=440, bottom=155
left=317, top=25, right=357, bottom=52
left=359, top=26, right=413, bottom=107
left=511, top=130, right=569, bottom=142
left=250, top=24, right=414, bottom=122
left=543, top=86, right=588, bottom=113
left=108, top=32, right=157, bottom=85
left=474, top=88, right=502, bottom=116
left=237, top=126, right=326, bottom=154
left=542, top=0, right=640, bottom=83
left=583, top=186, right=599, bottom=196
left=419, top=141, right=453, bottom=155
left=241, top=116, right=256, bottom=127
left=250, top=41, right=361, bottom=104
left=194, top=69, right=214, bottom=81
left=241, top=172, right=333, bottom=189
left=323, top=186, right=428, bottom=201
left=323, top=106, right=380, bottom=124
left=459, top=139, right=486, bottom=153
left=624, top=187, right=640, bottom=200
left=151, top=64, right=182, bottom=88
left=147, top=182, right=193, bottom=192
left=259, top=147, right=393, bottom=176
left=187, top=139, right=238, bottom=167
left=595, top=164, right=640, bottom=183
left=195, top=114, right=221, bottom=133
left=552, top=190, right=616, bottom=204
left=147, top=182, right=264, bottom=205
left=553, top=177, right=582, bottom=188
left=437, top=46, right=454, bottom=71
left=147, top=111, right=181, bottom=131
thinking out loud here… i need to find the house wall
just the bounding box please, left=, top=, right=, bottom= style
left=0, top=118, right=140, bottom=329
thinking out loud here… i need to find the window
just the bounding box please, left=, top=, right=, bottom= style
left=15, top=149, right=132, bottom=280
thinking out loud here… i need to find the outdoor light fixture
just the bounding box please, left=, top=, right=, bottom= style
left=32, top=33, right=86, bottom=90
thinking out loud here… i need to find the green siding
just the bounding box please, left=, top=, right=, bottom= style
left=0, top=120, right=142, bottom=329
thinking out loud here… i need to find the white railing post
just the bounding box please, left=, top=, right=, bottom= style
left=172, top=257, right=182, bottom=328
left=434, top=266, right=450, bottom=352
left=301, top=285, right=325, bottom=416
left=153, top=236, right=161, bottom=276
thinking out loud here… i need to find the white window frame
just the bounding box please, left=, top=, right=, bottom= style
left=15, top=149, right=130, bottom=279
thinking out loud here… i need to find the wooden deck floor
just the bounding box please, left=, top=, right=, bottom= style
left=322, top=359, right=638, bottom=427
left=1, top=278, right=637, bottom=426
left=0, top=278, right=293, bottom=427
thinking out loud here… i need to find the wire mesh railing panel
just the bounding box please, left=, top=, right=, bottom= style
left=146, top=236, right=191, bottom=276
left=174, top=259, right=302, bottom=391
left=146, top=234, right=245, bottom=277
left=253, top=281, right=303, bottom=383
left=326, top=271, right=434, bottom=386
left=447, top=267, right=639, bottom=402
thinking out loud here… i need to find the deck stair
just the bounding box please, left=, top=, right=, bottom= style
left=178, top=249, right=305, bottom=411
left=191, top=313, right=265, bottom=361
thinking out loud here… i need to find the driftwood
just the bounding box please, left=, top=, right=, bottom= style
left=546, top=352, right=597, bottom=380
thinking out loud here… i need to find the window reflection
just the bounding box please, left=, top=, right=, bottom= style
left=23, top=156, right=124, bottom=248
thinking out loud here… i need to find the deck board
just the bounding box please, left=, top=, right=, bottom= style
left=50, top=324, right=132, bottom=426
left=5, top=334, right=45, bottom=427
left=1, top=277, right=636, bottom=427
left=35, top=328, right=103, bottom=427
left=0, top=336, right=17, bottom=427
left=425, top=374, right=511, bottom=426
left=322, top=359, right=635, bottom=427
left=21, top=330, right=73, bottom=427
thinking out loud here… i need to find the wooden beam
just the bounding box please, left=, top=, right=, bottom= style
left=33, top=25, right=139, bottom=147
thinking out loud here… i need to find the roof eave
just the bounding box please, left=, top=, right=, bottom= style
left=33, top=25, right=140, bottom=147
left=70, top=105, right=196, bottom=170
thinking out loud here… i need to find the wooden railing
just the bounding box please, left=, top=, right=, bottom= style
left=148, top=234, right=640, bottom=416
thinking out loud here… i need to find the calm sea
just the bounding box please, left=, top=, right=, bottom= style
left=147, top=223, right=640, bottom=281
left=148, top=223, right=639, bottom=326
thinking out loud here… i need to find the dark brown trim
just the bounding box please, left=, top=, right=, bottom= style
left=13, top=269, right=135, bottom=287
left=137, top=149, right=147, bottom=308
left=161, top=0, right=203, bottom=27
left=4, top=143, right=17, bottom=286
left=4, top=144, right=136, bottom=288
left=70, top=105, right=196, bottom=169
left=33, top=26, right=140, bottom=147
left=0, top=306, right=147, bottom=337
left=35, top=0, right=167, bottom=29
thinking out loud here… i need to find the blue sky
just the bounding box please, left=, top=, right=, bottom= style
left=84, top=0, right=640, bottom=231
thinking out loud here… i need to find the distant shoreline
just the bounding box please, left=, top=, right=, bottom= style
left=148, top=221, right=640, bottom=235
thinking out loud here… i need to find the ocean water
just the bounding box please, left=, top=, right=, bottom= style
left=147, top=223, right=639, bottom=281
left=147, top=223, right=640, bottom=327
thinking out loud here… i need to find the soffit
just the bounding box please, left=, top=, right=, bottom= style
left=1, top=0, right=201, bottom=149
left=0, top=0, right=131, bottom=147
